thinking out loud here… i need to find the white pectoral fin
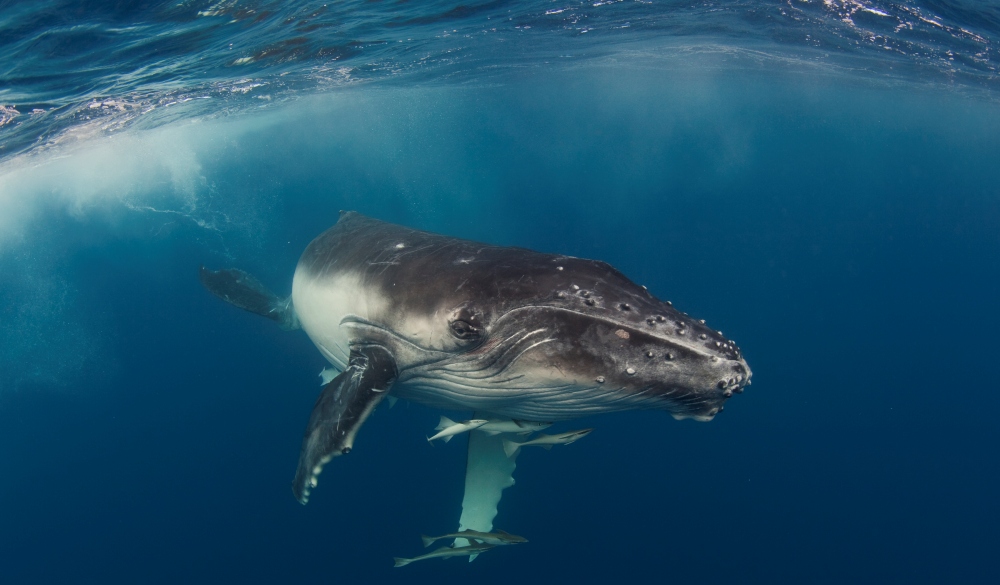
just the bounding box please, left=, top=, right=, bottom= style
left=456, top=424, right=519, bottom=562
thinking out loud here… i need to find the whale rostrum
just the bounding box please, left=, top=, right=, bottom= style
left=200, top=211, right=751, bottom=505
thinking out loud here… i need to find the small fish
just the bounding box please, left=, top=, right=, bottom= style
left=393, top=543, right=495, bottom=567
left=502, top=428, right=594, bottom=458
left=421, top=528, right=528, bottom=548
left=475, top=419, right=553, bottom=436
left=319, top=367, right=337, bottom=386
left=427, top=416, right=488, bottom=443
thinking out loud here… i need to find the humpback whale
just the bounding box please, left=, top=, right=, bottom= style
left=200, top=211, right=751, bottom=510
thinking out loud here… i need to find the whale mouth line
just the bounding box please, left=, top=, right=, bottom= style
left=339, top=314, right=451, bottom=361
left=341, top=304, right=736, bottom=356
left=342, top=313, right=562, bottom=387
left=340, top=304, right=746, bottom=383
left=492, top=304, right=740, bottom=360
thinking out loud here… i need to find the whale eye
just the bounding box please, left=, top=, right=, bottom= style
left=449, top=320, right=481, bottom=341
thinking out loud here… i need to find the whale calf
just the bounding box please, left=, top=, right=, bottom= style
left=200, top=211, right=751, bottom=505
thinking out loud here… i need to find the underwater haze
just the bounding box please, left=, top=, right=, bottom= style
left=1, top=1, right=999, bottom=583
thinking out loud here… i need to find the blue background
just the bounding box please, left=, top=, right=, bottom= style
left=2, top=2, right=999, bottom=583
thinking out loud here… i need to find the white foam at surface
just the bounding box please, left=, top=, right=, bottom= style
left=0, top=104, right=293, bottom=246
left=0, top=125, right=201, bottom=242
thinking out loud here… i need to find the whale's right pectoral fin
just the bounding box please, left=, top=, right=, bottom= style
left=292, top=345, right=397, bottom=504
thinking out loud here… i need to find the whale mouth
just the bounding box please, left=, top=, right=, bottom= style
left=340, top=312, right=563, bottom=386
left=339, top=305, right=750, bottom=422
left=339, top=314, right=453, bottom=367
left=719, top=365, right=751, bottom=396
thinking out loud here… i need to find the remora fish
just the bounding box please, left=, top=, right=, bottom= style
left=393, top=543, right=495, bottom=568
left=199, top=212, right=752, bottom=504
left=502, top=429, right=594, bottom=458
left=421, top=529, right=527, bottom=548
left=427, top=417, right=488, bottom=443
left=476, top=419, right=553, bottom=436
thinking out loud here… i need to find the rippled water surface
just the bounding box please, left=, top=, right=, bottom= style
left=2, top=0, right=1000, bottom=159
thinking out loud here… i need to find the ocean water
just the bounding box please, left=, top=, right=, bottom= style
left=1, top=1, right=999, bottom=583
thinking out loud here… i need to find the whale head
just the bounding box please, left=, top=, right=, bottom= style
left=295, top=212, right=751, bottom=422
left=365, top=250, right=750, bottom=422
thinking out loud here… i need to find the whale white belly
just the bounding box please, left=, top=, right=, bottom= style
left=291, top=268, right=375, bottom=371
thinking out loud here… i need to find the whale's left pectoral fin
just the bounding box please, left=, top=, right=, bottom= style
left=454, top=420, right=520, bottom=561
left=292, top=345, right=397, bottom=504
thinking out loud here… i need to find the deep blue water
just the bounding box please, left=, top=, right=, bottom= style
left=2, top=1, right=1000, bottom=583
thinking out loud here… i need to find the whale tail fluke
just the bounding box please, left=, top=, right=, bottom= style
left=199, top=266, right=299, bottom=330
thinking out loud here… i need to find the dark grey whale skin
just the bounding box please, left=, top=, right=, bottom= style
left=204, top=211, right=751, bottom=504
left=300, top=212, right=750, bottom=416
